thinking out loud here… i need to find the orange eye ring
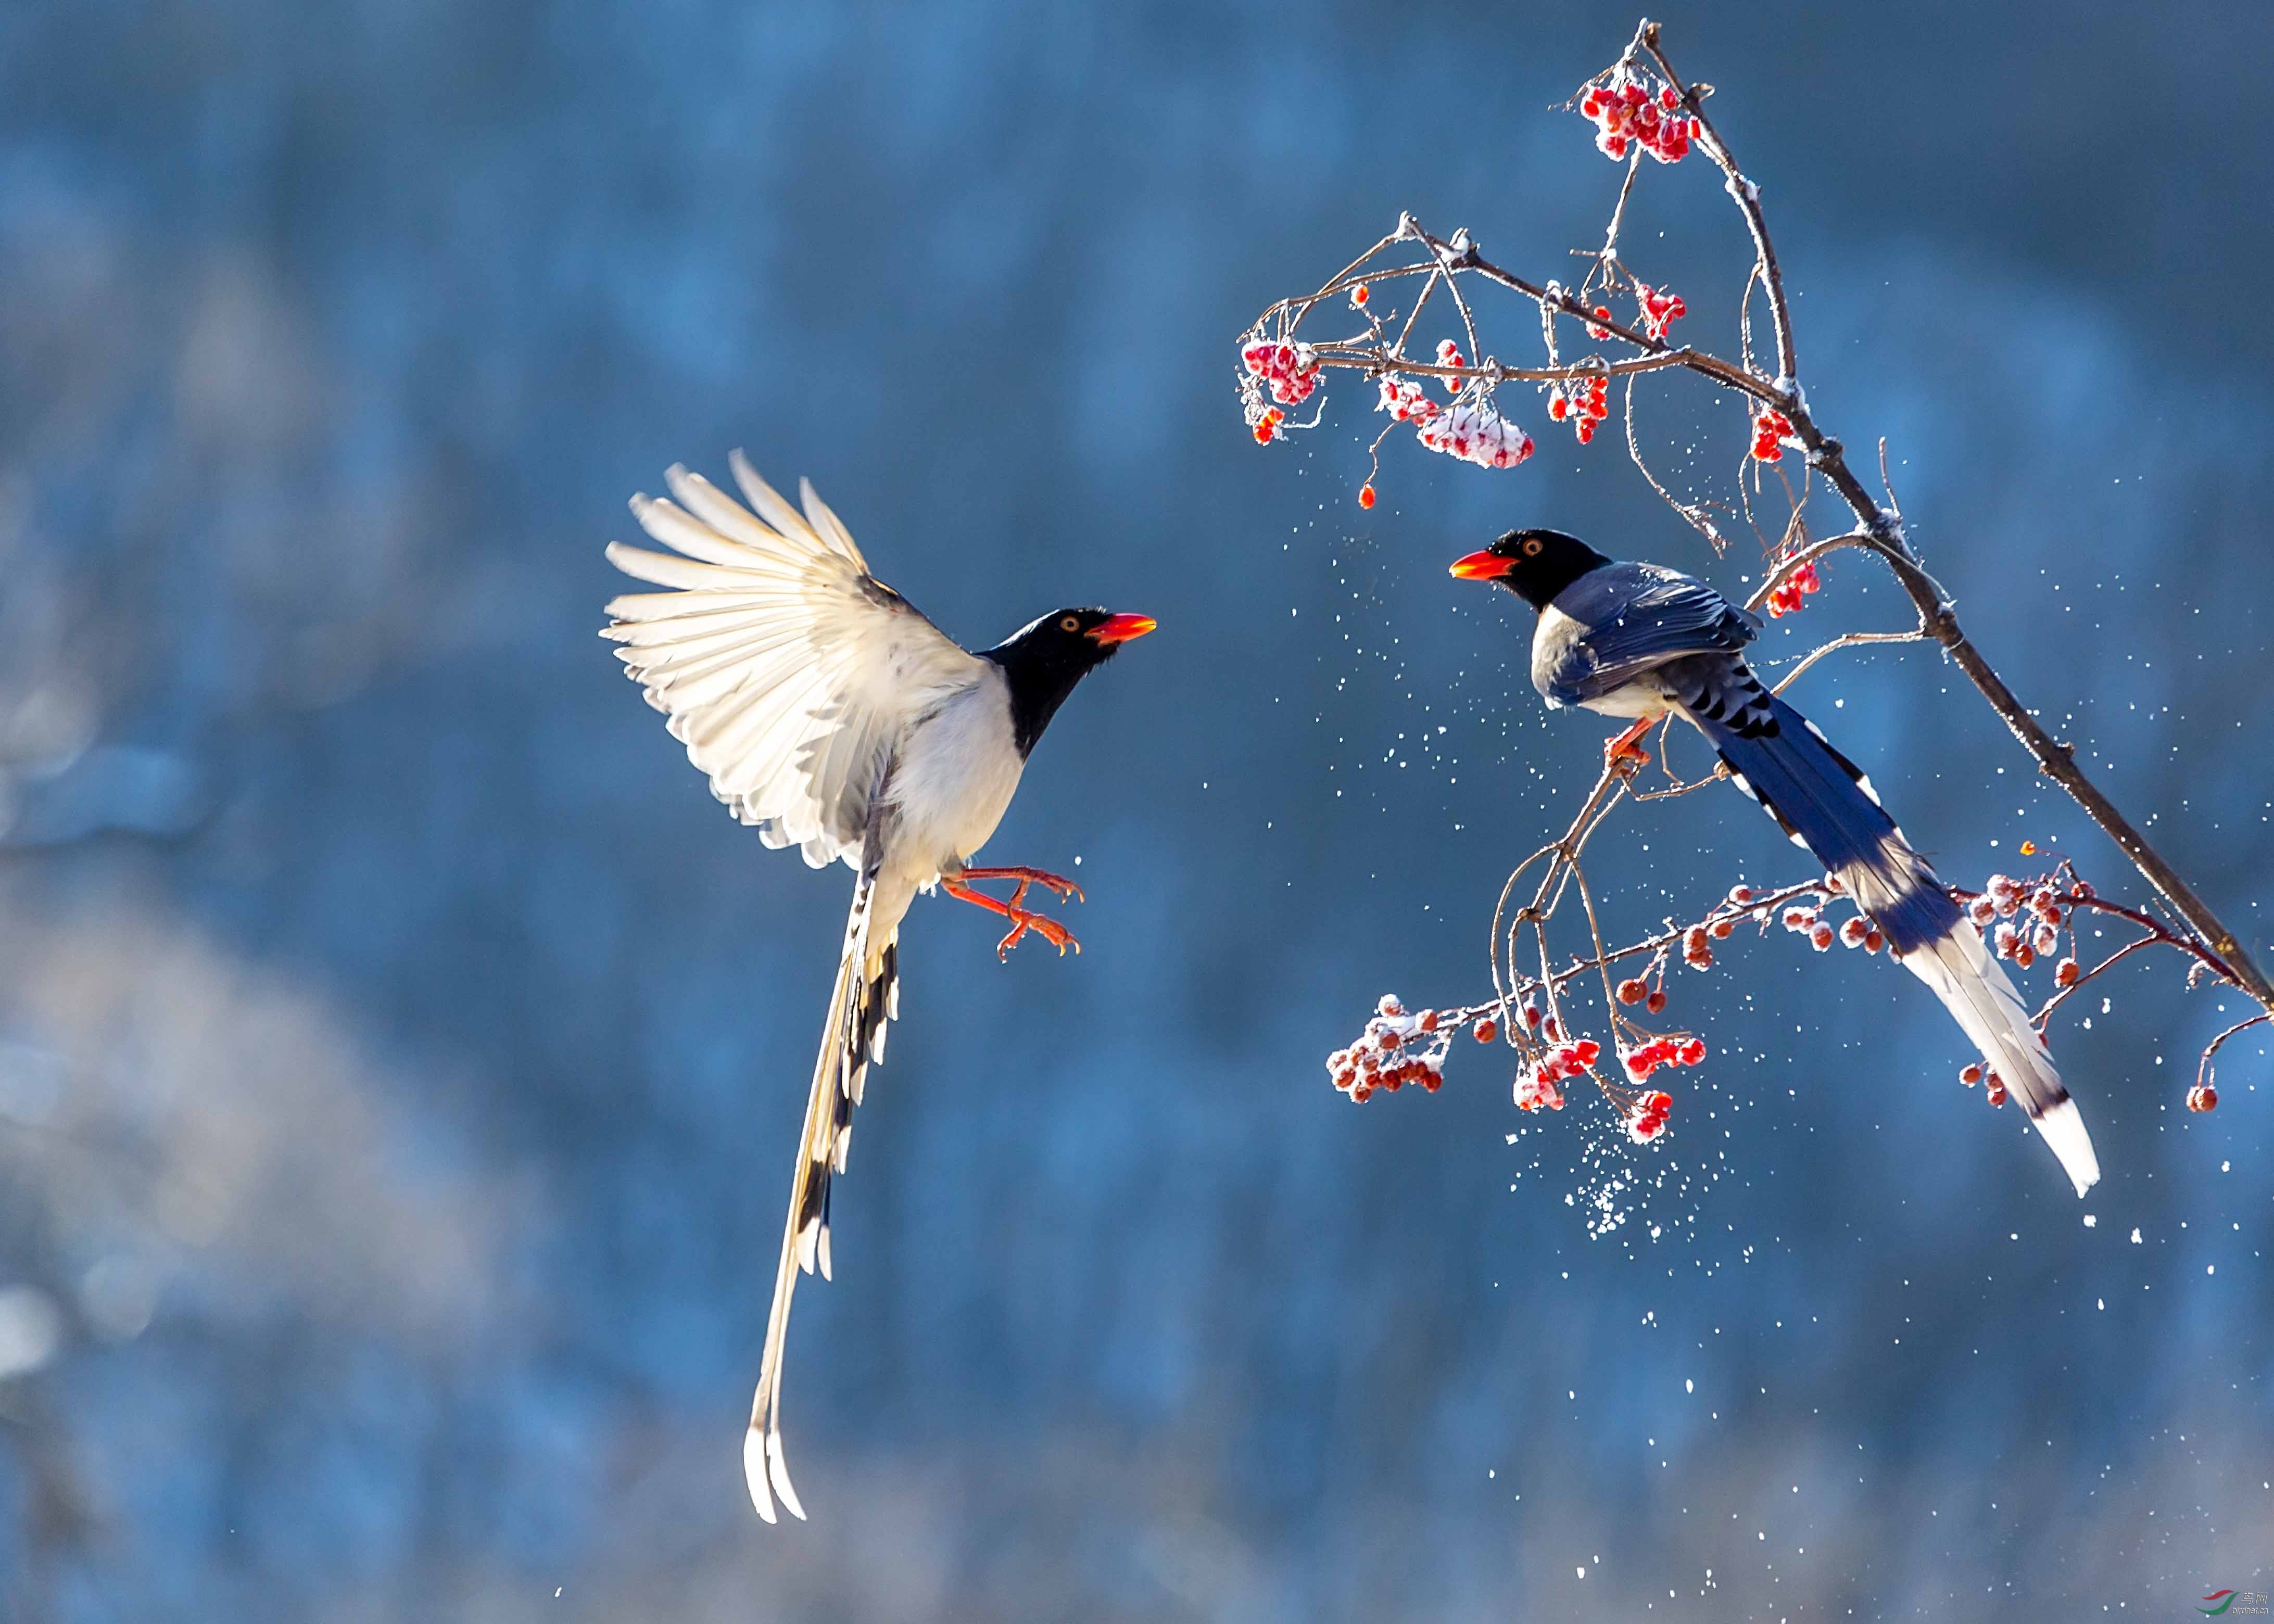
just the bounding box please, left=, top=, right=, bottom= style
left=1060, top=615, right=1081, bottom=632
left=1522, top=537, right=1544, bottom=556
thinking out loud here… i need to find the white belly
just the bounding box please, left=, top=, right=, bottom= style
left=886, top=668, right=1026, bottom=877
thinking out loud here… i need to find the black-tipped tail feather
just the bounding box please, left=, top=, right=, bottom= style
left=1689, top=685, right=2099, bottom=1196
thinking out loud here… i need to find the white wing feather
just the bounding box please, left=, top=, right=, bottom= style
left=603, top=453, right=983, bottom=869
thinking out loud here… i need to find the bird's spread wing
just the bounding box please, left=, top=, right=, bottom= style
left=1536, top=561, right=1761, bottom=708
left=603, top=453, right=984, bottom=868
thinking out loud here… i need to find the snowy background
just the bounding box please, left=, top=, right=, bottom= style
left=2, top=1, right=2270, bottom=1617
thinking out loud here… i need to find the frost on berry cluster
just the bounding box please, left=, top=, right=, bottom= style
left=1763, top=558, right=1821, bottom=619
left=1325, top=995, right=1455, bottom=1103
left=1515, top=1038, right=1598, bottom=1112
left=1240, top=338, right=1322, bottom=443
left=1577, top=73, right=1698, bottom=164
left=1966, top=871, right=2080, bottom=983
left=1378, top=375, right=1536, bottom=471
left=1545, top=374, right=1611, bottom=445
left=1420, top=398, right=1535, bottom=470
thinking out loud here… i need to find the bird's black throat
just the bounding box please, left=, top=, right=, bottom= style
left=981, top=608, right=1126, bottom=759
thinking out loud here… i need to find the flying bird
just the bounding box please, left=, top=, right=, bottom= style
left=603, top=453, right=1155, bottom=1521
left=1449, top=528, right=2098, bottom=1198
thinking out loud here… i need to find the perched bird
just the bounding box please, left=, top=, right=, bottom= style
left=603, top=453, right=1155, bottom=1521
left=1449, top=528, right=2098, bottom=1198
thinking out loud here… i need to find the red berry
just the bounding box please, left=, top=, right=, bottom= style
left=1547, top=392, right=1569, bottom=421
left=1809, top=923, right=1835, bottom=951
left=1959, top=1063, right=1982, bottom=1086
left=1253, top=424, right=1273, bottom=444
left=2188, top=1083, right=2218, bottom=1112
left=1616, top=978, right=1647, bottom=1005
left=1358, top=483, right=1376, bottom=510
left=1645, top=988, right=1667, bottom=1014
left=1985, top=1079, right=2008, bottom=1107
left=1711, top=919, right=1734, bottom=939
left=1351, top=282, right=1370, bottom=307
left=1474, top=1018, right=1497, bottom=1044
left=2055, top=957, right=2079, bottom=987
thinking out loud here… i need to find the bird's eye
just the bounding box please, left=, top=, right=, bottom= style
left=1522, top=537, right=1543, bottom=557
left=1060, top=615, right=1081, bottom=632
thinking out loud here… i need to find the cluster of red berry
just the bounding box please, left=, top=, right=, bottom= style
left=1419, top=399, right=1536, bottom=470
left=1632, top=282, right=1686, bottom=342
left=1378, top=377, right=1442, bottom=426
left=1970, top=874, right=2079, bottom=983
left=1515, top=1038, right=1600, bottom=1112
left=2187, top=1082, right=2218, bottom=1112
left=1682, top=918, right=1730, bottom=968
left=1545, top=374, right=1612, bottom=444
left=1957, top=1061, right=2010, bottom=1108
left=1578, top=75, right=1698, bottom=164
left=1763, top=558, right=1821, bottom=618
left=1242, top=339, right=1321, bottom=407
left=1325, top=995, right=1453, bottom=1103
left=1614, top=974, right=1669, bottom=1014
left=1750, top=407, right=1795, bottom=462
left=1621, top=1034, right=1706, bottom=1081
left=1626, top=1089, right=1676, bottom=1142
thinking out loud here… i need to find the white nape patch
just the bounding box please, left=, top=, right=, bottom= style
left=745, top=1428, right=779, bottom=1523
left=1857, top=773, right=1882, bottom=807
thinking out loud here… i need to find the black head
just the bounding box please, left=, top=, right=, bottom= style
left=981, top=607, right=1155, bottom=758
left=1448, top=528, right=1613, bottom=610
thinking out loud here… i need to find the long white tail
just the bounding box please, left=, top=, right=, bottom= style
left=746, top=872, right=897, bottom=1522
left=1901, top=924, right=2099, bottom=1196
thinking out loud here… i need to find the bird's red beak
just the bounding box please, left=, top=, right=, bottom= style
left=1448, top=550, right=1515, bottom=580
left=1088, top=612, right=1156, bottom=645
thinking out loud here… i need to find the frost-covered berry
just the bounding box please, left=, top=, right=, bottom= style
left=1358, top=483, right=1376, bottom=510
left=1809, top=923, right=1835, bottom=951
left=1474, top=1018, right=1498, bottom=1044
left=1616, top=976, right=1647, bottom=1005
left=1959, top=1062, right=1982, bottom=1086
left=2054, top=957, right=2080, bottom=987
left=1378, top=994, right=1404, bottom=1017
left=1967, top=896, right=1997, bottom=927
left=1838, top=917, right=1869, bottom=948
left=1350, top=282, right=1370, bottom=308
left=2187, top=1082, right=2218, bottom=1112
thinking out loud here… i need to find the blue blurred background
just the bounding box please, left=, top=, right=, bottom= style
left=2, top=1, right=2269, bottom=1616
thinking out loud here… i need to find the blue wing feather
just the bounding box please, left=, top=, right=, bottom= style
left=1536, top=563, right=1761, bottom=708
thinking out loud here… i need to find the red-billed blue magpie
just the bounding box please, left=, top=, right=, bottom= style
left=1450, top=528, right=2098, bottom=1198
left=604, top=453, right=1154, bottom=1521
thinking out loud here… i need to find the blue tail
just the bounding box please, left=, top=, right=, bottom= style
left=1694, top=694, right=1960, bottom=955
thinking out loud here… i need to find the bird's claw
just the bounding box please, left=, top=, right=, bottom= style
left=1603, top=718, right=1654, bottom=775
left=993, top=906, right=1080, bottom=961
left=961, top=864, right=1085, bottom=904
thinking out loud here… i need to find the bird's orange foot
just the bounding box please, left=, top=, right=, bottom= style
left=1603, top=717, right=1654, bottom=773
left=942, top=873, right=1083, bottom=961
left=958, top=865, right=1085, bottom=905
